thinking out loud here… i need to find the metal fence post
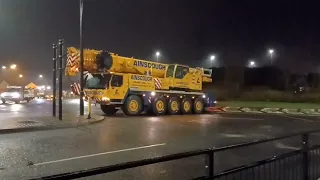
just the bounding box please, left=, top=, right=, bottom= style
left=52, top=44, right=57, bottom=117
left=302, top=133, right=309, bottom=180
left=58, top=39, right=64, bottom=120
left=205, top=150, right=214, bottom=178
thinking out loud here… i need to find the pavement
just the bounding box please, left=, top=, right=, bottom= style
left=0, top=98, right=320, bottom=179
left=0, top=99, right=104, bottom=133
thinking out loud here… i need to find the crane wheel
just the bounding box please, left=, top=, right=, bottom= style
left=193, top=97, right=204, bottom=114
left=168, top=97, right=180, bottom=115
left=181, top=97, right=192, bottom=114
left=100, top=105, right=118, bottom=115
left=123, top=95, right=143, bottom=116
left=152, top=96, right=167, bottom=116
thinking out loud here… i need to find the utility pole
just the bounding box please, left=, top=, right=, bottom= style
left=52, top=44, right=57, bottom=117
left=79, top=0, right=84, bottom=115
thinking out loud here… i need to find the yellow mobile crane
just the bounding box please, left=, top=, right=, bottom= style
left=66, top=47, right=215, bottom=116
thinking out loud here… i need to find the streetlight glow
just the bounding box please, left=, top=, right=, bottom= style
left=10, top=64, right=17, bottom=69
left=250, top=61, right=255, bottom=66
left=39, top=74, right=43, bottom=78
left=155, top=51, right=160, bottom=62
left=18, top=74, right=23, bottom=78
left=269, top=49, right=274, bottom=54
left=2, top=66, right=6, bottom=69
left=209, top=55, right=216, bottom=67
left=268, top=49, right=275, bottom=65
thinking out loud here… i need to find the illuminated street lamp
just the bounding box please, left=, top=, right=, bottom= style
left=249, top=60, right=256, bottom=67
left=39, top=74, right=43, bottom=78
left=18, top=74, right=23, bottom=78
left=47, top=86, right=51, bottom=90
left=268, top=49, right=274, bottom=65
left=2, top=66, right=6, bottom=69
left=10, top=64, right=17, bottom=69
left=155, top=51, right=160, bottom=62
left=210, top=55, right=215, bottom=67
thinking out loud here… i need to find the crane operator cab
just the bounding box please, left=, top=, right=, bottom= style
left=84, top=73, right=128, bottom=104
left=164, top=64, right=212, bottom=91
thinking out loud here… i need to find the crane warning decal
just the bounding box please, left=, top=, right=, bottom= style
left=154, top=78, right=162, bottom=89
left=133, top=61, right=166, bottom=70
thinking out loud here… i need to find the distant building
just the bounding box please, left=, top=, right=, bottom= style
left=25, top=82, right=38, bottom=89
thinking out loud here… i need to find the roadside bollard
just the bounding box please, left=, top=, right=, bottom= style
left=87, top=97, right=91, bottom=119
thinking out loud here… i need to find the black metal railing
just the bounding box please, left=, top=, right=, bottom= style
left=31, top=130, right=320, bottom=180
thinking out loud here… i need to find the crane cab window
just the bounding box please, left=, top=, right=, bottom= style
left=166, top=65, right=175, bottom=78
left=175, top=66, right=189, bottom=79
left=110, top=75, right=123, bottom=87
left=85, top=74, right=111, bottom=89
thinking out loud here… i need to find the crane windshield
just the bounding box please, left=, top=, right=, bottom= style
left=166, top=65, right=175, bottom=77
left=85, top=74, right=111, bottom=89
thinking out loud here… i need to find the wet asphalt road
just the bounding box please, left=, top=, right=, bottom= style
left=0, top=99, right=320, bottom=179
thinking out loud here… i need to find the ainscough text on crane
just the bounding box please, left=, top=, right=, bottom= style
left=134, top=60, right=166, bottom=70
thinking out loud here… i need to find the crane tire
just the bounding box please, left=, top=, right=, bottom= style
left=193, top=97, right=204, bottom=114
left=100, top=105, right=118, bottom=115
left=152, top=96, right=167, bottom=116
left=181, top=97, right=192, bottom=114
left=168, top=96, right=181, bottom=115
left=123, top=95, right=143, bottom=116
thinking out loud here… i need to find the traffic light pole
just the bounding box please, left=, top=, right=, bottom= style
left=58, top=39, right=64, bottom=120
left=52, top=44, right=57, bottom=117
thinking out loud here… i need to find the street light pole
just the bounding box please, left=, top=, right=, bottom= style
left=58, top=39, right=63, bottom=120
left=79, top=0, right=84, bottom=116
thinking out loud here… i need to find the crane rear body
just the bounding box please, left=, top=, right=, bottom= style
left=67, top=48, right=216, bottom=116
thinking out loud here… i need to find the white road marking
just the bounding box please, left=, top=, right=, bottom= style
left=221, top=133, right=247, bottom=138
left=33, top=143, right=166, bottom=166
left=278, top=114, right=313, bottom=122
left=275, top=142, right=300, bottom=150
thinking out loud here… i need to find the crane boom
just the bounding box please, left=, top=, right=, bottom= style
left=66, top=47, right=167, bottom=78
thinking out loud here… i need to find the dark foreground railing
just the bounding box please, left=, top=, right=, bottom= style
left=31, top=130, right=320, bottom=180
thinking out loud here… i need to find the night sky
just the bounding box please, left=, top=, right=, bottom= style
left=0, top=0, right=319, bottom=84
